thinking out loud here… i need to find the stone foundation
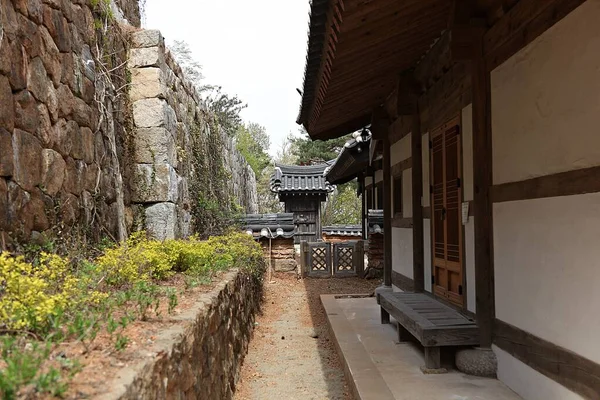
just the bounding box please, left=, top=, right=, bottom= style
left=366, top=233, right=383, bottom=278
left=260, top=237, right=296, bottom=272
left=102, top=270, right=263, bottom=400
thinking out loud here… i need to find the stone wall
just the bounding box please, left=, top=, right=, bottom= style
left=260, top=237, right=296, bottom=272
left=127, top=28, right=258, bottom=240
left=0, top=2, right=258, bottom=244
left=0, top=0, right=140, bottom=244
left=103, top=270, right=262, bottom=400
left=366, top=233, right=383, bottom=278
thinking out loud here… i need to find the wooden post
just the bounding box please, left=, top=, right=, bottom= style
left=382, top=134, right=393, bottom=287
left=472, top=53, right=495, bottom=348
left=361, top=173, right=367, bottom=239
left=411, top=113, right=425, bottom=292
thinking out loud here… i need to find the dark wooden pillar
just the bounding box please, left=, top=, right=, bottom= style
left=472, top=54, right=495, bottom=348
left=411, top=114, right=425, bottom=292
left=382, top=134, right=392, bottom=287
left=361, top=173, right=367, bottom=239
left=372, top=108, right=392, bottom=287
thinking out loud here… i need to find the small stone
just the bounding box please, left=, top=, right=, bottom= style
left=12, top=129, right=42, bottom=191
left=308, top=330, right=319, bottom=339
left=281, top=336, right=285, bottom=340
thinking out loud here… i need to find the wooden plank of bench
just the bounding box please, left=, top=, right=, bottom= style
left=380, top=292, right=479, bottom=347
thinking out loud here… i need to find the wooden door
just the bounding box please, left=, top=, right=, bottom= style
left=431, top=119, right=464, bottom=307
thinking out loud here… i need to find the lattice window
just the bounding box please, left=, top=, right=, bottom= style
left=311, top=247, right=328, bottom=271
left=336, top=247, right=354, bottom=271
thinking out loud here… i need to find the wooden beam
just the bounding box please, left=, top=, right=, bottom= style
left=472, top=41, right=495, bottom=348
left=391, top=157, right=412, bottom=177
left=391, top=217, right=413, bottom=229
left=389, top=115, right=413, bottom=145
left=484, top=0, right=586, bottom=71
left=493, top=165, right=600, bottom=203
left=494, top=319, right=600, bottom=399
left=392, top=270, right=415, bottom=292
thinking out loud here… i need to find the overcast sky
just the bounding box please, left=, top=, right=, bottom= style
left=144, top=0, right=311, bottom=156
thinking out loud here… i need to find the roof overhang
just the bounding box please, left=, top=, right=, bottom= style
left=297, top=0, right=453, bottom=140
left=326, top=135, right=371, bottom=185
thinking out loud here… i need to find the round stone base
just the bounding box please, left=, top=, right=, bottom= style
left=456, top=347, right=498, bottom=377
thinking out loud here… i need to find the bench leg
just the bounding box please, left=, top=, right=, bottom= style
left=424, top=347, right=441, bottom=369
left=397, top=322, right=411, bottom=342
left=380, top=307, right=390, bottom=324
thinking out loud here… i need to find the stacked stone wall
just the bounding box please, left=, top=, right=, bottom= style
left=0, top=2, right=258, bottom=244
left=128, top=29, right=258, bottom=239
left=0, top=0, right=140, bottom=244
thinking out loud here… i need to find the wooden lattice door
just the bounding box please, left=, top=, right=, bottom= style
left=431, top=118, right=464, bottom=307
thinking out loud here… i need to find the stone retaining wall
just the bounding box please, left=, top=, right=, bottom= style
left=128, top=29, right=258, bottom=239
left=0, top=1, right=258, bottom=245
left=102, top=270, right=263, bottom=400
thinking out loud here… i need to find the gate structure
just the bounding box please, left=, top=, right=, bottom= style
left=303, top=241, right=364, bottom=277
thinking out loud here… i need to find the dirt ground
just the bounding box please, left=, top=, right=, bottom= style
left=234, top=273, right=381, bottom=400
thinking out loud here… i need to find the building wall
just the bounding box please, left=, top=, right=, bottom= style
left=490, top=2, right=600, bottom=398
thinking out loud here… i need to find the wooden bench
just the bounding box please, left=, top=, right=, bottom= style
left=380, top=292, right=479, bottom=369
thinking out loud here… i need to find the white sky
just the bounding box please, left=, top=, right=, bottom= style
left=144, top=0, right=311, bottom=156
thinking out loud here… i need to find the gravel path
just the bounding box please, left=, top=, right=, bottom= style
left=234, top=273, right=381, bottom=400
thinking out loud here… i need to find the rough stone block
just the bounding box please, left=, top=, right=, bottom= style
left=50, top=118, right=73, bottom=156
left=39, top=26, right=61, bottom=86
left=133, top=127, right=176, bottom=165
left=81, top=127, right=94, bottom=164
left=9, top=41, right=28, bottom=91
left=133, top=98, right=176, bottom=130
left=35, top=103, right=52, bottom=147
left=131, top=163, right=179, bottom=203
left=17, top=13, right=42, bottom=58
left=42, top=5, right=71, bottom=52
left=128, top=47, right=164, bottom=68
left=274, top=259, right=297, bottom=272
left=14, top=90, right=39, bottom=133
left=0, top=76, right=14, bottom=131
left=63, top=157, right=83, bottom=195
left=27, top=57, right=58, bottom=121
left=41, top=148, right=66, bottom=196
left=59, top=191, right=79, bottom=225
left=27, top=0, right=43, bottom=24
left=0, top=178, right=8, bottom=230
left=8, top=183, right=49, bottom=236
left=12, top=129, right=42, bottom=192
left=131, top=30, right=163, bottom=48
left=144, top=202, right=176, bottom=241
left=0, top=129, right=13, bottom=177
left=130, top=67, right=166, bottom=101
left=67, top=120, right=83, bottom=160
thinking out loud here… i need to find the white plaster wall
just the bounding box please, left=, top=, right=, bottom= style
left=375, top=170, right=383, bottom=184
left=365, top=176, right=373, bottom=186
left=491, top=0, right=600, bottom=185
left=391, top=227, right=413, bottom=279
left=422, top=133, right=430, bottom=207
left=494, top=193, right=600, bottom=364
left=494, top=346, right=583, bottom=400
left=461, top=104, right=474, bottom=201
left=402, top=169, right=412, bottom=218
left=423, top=220, right=432, bottom=293
left=390, top=135, right=411, bottom=166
